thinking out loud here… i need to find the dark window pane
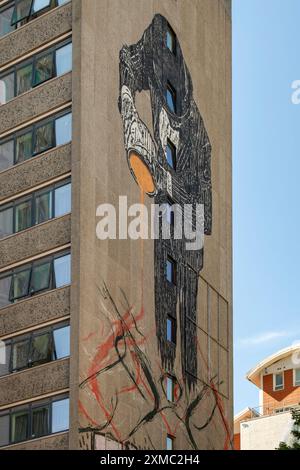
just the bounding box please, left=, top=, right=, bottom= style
left=34, top=53, right=54, bottom=86
left=54, top=254, right=71, bottom=287
left=54, top=183, right=71, bottom=217
left=55, top=113, right=72, bottom=145
left=52, top=398, right=69, bottom=433
left=55, top=43, right=72, bottom=76
left=10, top=268, right=31, bottom=300
left=166, top=141, right=176, bottom=169
left=35, top=190, right=52, bottom=224
left=0, top=6, right=14, bottom=38
left=166, top=84, right=176, bottom=113
left=30, top=333, right=52, bottom=366
left=31, top=405, right=49, bottom=439
left=30, top=261, right=51, bottom=294
left=16, top=132, right=33, bottom=163
left=166, top=258, right=176, bottom=285
left=167, top=316, right=176, bottom=343
left=11, top=410, right=29, bottom=443
left=16, top=63, right=33, bottom=95
left=0, top=140, right=14, bottom=171
left=53, top=325, right=70, bottom=359
left=34, top=122, right=54, bottom=154
left=0, top=73, right=14, bottom=105
left=0, top=275, right=12, bottom=308
left=0, top=206, right=13, bottom=239
left=11, top=339, right=30, bottom=371
left=0, top=414, right=9, bottom=447
left=31, top=0, right=51, bottom=13
left=15, top=199, right=32, bottom=232
left=11, top=0, right=32, bottom=25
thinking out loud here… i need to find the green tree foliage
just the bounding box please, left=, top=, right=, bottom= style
left=277, top=409, right=300, bottom=450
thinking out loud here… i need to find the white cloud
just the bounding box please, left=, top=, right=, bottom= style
left=237, top=330, right=292, bottom=348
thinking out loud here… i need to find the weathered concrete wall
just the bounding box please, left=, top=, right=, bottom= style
left=0, top=73, right=72, bottom=134
left=0, top=359, right=69, bottom=406
left=0, top=215, right=71, bottom=268
left=0, top=287, right=70, bottom=337
left=3, top=432, right=69, bottom=450
left=70, top=0, right=232, bottom=450
left=0, top=143, right=71, bottom=202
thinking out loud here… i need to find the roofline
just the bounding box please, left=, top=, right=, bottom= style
left=246, top=343, right=300, bottom=387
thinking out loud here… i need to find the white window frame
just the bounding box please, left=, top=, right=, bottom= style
left=293, top=368, right=300, bottom=387
left=273, top=372, right=284, bottom=391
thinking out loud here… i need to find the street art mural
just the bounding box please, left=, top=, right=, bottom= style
left=79, top=14, right=232, bottom=450
left=118, top=14, right=212, bottom=388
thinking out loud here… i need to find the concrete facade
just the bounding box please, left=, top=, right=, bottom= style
left=240, top=411, right=293, bottom=450
left=0, top=0, right=232, bottom=450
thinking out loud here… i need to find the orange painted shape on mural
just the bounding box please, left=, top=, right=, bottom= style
left=129, top=152, right=155, bottom=194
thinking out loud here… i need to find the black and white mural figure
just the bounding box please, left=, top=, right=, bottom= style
left=118, top=14, right=212, bottom=389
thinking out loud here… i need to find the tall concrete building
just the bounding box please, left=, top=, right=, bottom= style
left=0, top=0, right=232, bottom=450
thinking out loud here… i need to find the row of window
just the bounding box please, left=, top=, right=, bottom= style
left=0, top=250, right=71, bottom=308
left=273, top=370, right=300, bottom=391
left=0, top=394, right=69, bottom=447
left=0, top=178, right=71, bottom=239
left=0, top=321, right=69, bottom=377
left=0, top=38, right=72, bottom=106
left=0, top=109, right=72, bottom=172
left=0, top=0, right=70, bottom=39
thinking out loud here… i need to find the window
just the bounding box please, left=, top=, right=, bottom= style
left=0, top=109, right=72, bottom=171
left=0, top=394, right=69, bottom=447
left=55, top=112, right=72, bottom=146
left=54, top=181, right=71, bottom=217
left=166, top=376, right=174, bottom=402
left=166, top=139, right=176, bottom=170
left=0, top=205, right=13, bottom=239
left=166, top=82, right=176, bottom=113
left=0, top=3, right=15, bottom=38
left=52, top=397, right=69, bottom=433
left=34, top=121, right=54, bottom=154
left=33, top=52, right=54, bottom=87
left=55, top=42, right=72, bottom=76
left=0, top=140, right=14, bottom=171
left=0, top=322, right=69, bottom=376
left=0, top=72, right=14, bottom=105
left=166, top=435, right=174, bottom=450
left=166, top=25, right=176, bottom=54
left=16, top=131, right=33, bottom=163
left=0, top=250, right=71, bottom=308
left=11, top=0, right=70, bottom=26
left=16, top=62, right=33, bottom=95
left=0, top=39, right=72, bottom=105
left=31, top=0, right=52, bottom=14
left=54, top=253, right=71, bottom=287
left=0, top=178, right=71, bottom=239
left=167, top=316, right=176, bottom=344
left=11, top=0, right=32, bottom=26
left=15, top=198, right=32, bottom=232
left=166, top=257, right=176, bottom=285
left=274, top=372, right=284, bottom=391
left=294, top=369, right=300, bottom=387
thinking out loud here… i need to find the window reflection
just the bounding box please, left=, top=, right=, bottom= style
left=55, top=43, right=72, bottom=76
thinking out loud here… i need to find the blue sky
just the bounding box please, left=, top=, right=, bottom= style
left=233, top=0, right=300, bottom=413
